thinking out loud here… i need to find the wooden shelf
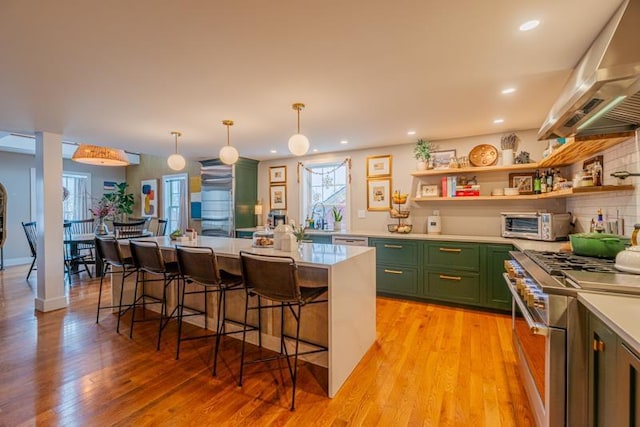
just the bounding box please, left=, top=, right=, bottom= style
left=411, top=185, right=634, bottom=202
left=538, top=132, right=635, bottom=168
left=411, top=162, right=537, bottom=177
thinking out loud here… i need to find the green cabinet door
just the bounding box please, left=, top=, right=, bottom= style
left=588, top=313, right=617, bottom=427
left=617, top=343, right=640, bottom=426
left=424, top=270, right=481, bottom=304
left=376, top=265, right=419, bottom=296
left=308, top=234, right=332, bottom=244
left=234, top=158, right=258, bottom=229
left=236, top=230, right=254, bottom=239
left=370, top=238, right=419, bottom=267
left=484, top=244, right=513, bottom=311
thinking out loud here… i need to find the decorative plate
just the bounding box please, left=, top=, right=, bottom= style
left=469, top=144, right=498, bottom=167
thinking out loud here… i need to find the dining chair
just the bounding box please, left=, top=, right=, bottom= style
left=63, top=222, right=93, bottom=282
left=156, top=219, right=168, bottom=236
left=67, top=218, right=96, bottom=263
left=128, top=240, right=180, bottom=350
left=112, top=219, right=147, bottom=239
left=128, top=216, right=152, bottom=233
left=21, top=221, right=37, bottom=280
left=238, top=251, right=328, bottom=410
left=174, top=246, right=250, bottom=372
left=94, top=236, right=138, bottom=332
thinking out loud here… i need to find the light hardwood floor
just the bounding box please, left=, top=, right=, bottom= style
left=0, top=265, right=534, bottom=426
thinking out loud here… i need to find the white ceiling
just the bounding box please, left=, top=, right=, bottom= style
left=0, top=0, right=624, bottom=161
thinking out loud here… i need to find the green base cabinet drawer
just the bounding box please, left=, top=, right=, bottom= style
left=425, top=242, right=480, bottom=272
left=236, top=230, right=254, bottom=239
left=376, top=265, right=419, bottom=296
left=425, top=270, right=480, bottom=304
left=370, top=239, right=418, bottom=267
left=309, top=234, right=332, bottom=244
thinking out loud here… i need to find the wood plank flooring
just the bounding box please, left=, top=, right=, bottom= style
left=0, top=265, right=534, bottom=426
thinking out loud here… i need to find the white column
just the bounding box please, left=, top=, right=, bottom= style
left=34, top=131, right=67, bottom=312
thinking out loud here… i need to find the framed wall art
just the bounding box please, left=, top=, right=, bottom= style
left=508, top=172, right=535, bottom=195
left=270, top=185, right=287, bottom=210
left=367, top=178, right=391, bottom=211
left=140, top=179, right=158, bottom=217
left=431, top=149, right=457, bottom=169
left=269, top=165, right=287, bottom=183
left=366, top=155, right=392, bottom=177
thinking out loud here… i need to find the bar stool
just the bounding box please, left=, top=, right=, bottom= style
left=175, top=246, right=257, bottom=375
left=128, top=240, right=180, bottom=350
left=238, top=251, right=328, bottom=411
left=94, top=236, right=138, bottom=333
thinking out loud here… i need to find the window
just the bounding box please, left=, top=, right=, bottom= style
left=162, top=173, right=188, bottom=234
left=300, top=160, right=349, bottom=230
left=62, top=172, right=91, bottom=220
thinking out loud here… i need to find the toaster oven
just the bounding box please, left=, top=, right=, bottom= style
left=501, top=212, right=571, bottom=241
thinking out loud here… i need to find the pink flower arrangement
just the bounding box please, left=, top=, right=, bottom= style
left=89, top=198, right=115, bottom=220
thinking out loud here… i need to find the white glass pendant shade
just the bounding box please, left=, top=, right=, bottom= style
left=167, top=153, right=186, bottom=170
left=288, top=133, right=310, bottom=156
left=219, top=145, right=239, bottom=165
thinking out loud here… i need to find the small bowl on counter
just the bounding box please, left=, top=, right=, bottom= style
left=387, top=224, right=412, bottom=233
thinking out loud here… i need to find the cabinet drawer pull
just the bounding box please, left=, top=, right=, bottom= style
left=593, top=339, right=605, bottom=352
left=384, top=269, right=404, bottom=275
left=439, top=274, right=462, bottom=281
left=384, top=244, right=403, bottom=249
left=439, top=248, right=462, bottom=253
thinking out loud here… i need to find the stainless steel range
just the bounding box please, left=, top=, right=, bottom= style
left=503, top=250, right=640, bottom=427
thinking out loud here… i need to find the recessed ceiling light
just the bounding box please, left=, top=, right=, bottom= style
left=340, top=140, right=348, bottom=145
left=493, top=118, right=505, bottom=124
left=501, top=87, right=516, bottom=94
left=407, top=130, right=416, bottom=136
left=270, top=149, right=277, bottom=154
left=312, top=148, right=318, bottom=152
left=519, top=20, right=540, bottom=31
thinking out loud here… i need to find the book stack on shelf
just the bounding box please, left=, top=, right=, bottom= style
left=441, top=176, right=480, bottom=198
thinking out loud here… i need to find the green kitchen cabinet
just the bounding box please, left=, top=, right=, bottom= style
left=484, top=244, right=513, bottom=311
left=370, top=238, right=421, bottom=296
left=370, top=239, right=419, bottom=267
left=376, top=265, right=419, bottom=296
left=588, top=313, right=618, bottom=427
left=424, top=241, right=480, bottom=272
left=233, top=158, right=259, bottom=229
left=617, top=343, right=640, bottom=426
left=236, top=230, right=254, bottom=239
left=424, top=270, right=481, bottom=305
left=307, top=234, right=332, bottom=244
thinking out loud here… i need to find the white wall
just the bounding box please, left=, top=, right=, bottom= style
left=566, top=134, right=639, bottom=235
left=258, top=129, right=566, bottom=237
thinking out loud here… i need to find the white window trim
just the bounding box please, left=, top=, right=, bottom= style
left=299, top=159, right=350, bottom=230
left=162, top=173, right=189, bottom=232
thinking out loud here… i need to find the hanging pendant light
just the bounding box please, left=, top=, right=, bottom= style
left=167, top=131, right=186, bottom=171
left=72, top=144, right=129, bottom=166
left=219, top=120, right=239, bottom=165
left=288, top=102, right=310, bottom=156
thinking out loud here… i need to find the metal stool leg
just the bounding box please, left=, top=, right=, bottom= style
left=238, top=291, right=250, bottom=387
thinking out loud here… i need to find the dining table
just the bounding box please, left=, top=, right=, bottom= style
left=65, top=233, right=103, bottom=277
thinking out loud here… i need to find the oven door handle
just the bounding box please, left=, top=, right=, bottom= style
left=503, top=273, right=549, bottom=336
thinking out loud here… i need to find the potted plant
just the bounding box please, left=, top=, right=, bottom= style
left=414, top=139, right=433, bottom=170
left=331, top=206, right=343, bottom=231
left=103, top=182, right=134, bottom=221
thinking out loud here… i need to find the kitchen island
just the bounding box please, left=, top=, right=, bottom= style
left=115, top=236, right=376, bottom=397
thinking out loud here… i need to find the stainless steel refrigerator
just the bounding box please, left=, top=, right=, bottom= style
left=200, top=161, right=234, bottom=237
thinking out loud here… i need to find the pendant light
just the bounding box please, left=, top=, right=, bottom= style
left=288, top=102, right=310, bottom=156
left=72, top=144, right=129, bottom=166
left=219, top=119, right=239, bottom=165
left=167, top=131, right=186, bottom=171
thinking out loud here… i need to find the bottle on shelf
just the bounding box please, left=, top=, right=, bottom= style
left=546, top=169, right=553, bottom=192
left=540, top=170, right=548, bottom=193
left=533, top=170, right=542, bottom=194
left=594, top=209, right=606, bottom=233
left=593, top=161, right=603, bottom=186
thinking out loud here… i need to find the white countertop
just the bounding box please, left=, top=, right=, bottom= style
left=237, top=227, right=567, bottom=252
left=135, top=235, right=374, bottom=268
left=578, top=292, right=640, bottom=355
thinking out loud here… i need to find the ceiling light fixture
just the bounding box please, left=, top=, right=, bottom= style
left=493, top=118, right=505, bottom=124
left=312, top=148, right=318, bottom=153
left=340, top=140, right=349, bottom=145
left=72, top=144, right=130, bottom=167
left=167, top=131, right=186, bottom=171
left=407, top=130, right=416, bottom=135
left=270, top=149, right=277, bottom=154
left=501, top=88, right=516, bottom=94
left=219, top=120, right=239, bottom=165
left=288, top=103, right=310, bottom=156
left=519, top=20, right=540, bottom=31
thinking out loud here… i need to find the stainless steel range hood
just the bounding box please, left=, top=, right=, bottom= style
left=538, top=0, right=640, bottom=140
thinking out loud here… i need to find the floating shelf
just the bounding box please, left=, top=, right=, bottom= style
left=411, top=162, right=537, bottom=177
left=411, top=185, right=634, bottom=202
left=538, top=132, right=635, bottom=168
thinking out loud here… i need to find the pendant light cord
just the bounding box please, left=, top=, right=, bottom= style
left=297, top=107, right=301, bottom=134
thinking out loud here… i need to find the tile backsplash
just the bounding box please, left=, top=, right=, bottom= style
left=566, top=134, right=639, bottom=235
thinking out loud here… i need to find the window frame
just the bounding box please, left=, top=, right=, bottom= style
left=299, top=159, right=350, bottom=230
left=162, top=173, right=189, bottom=234
left=62, top=171, right=92, bottom=220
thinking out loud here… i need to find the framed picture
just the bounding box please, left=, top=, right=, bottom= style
left=366, top=155, right=392, bottom=177
left=269, top=165, right=287, bottom=183
left=367, top=178, right=392, bottom=211
left=431, top=150, right=457, bottom=169
left=270, top=185, right=287, bottom=210
left=421, top=184, right=439, bottom=197
left=509, top=172, right=535, bottom=195
left=140, top=179, right=158, bottom=217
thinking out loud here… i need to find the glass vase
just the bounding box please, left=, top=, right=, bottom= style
left=94, top=218, right=109, bottom=235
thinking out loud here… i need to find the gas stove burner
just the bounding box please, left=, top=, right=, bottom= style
left=524, top=250, right=618, bottom=276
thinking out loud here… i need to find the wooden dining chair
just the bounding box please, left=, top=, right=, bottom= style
left=63, top=222, right=93, bottom=282
left=112, top=219, right=147, bottom=239
left=155, top=219, right=168, bottom=236
left=67, top=218, right=96, bottom=263
left=21, top=221, right=37, bottom=280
